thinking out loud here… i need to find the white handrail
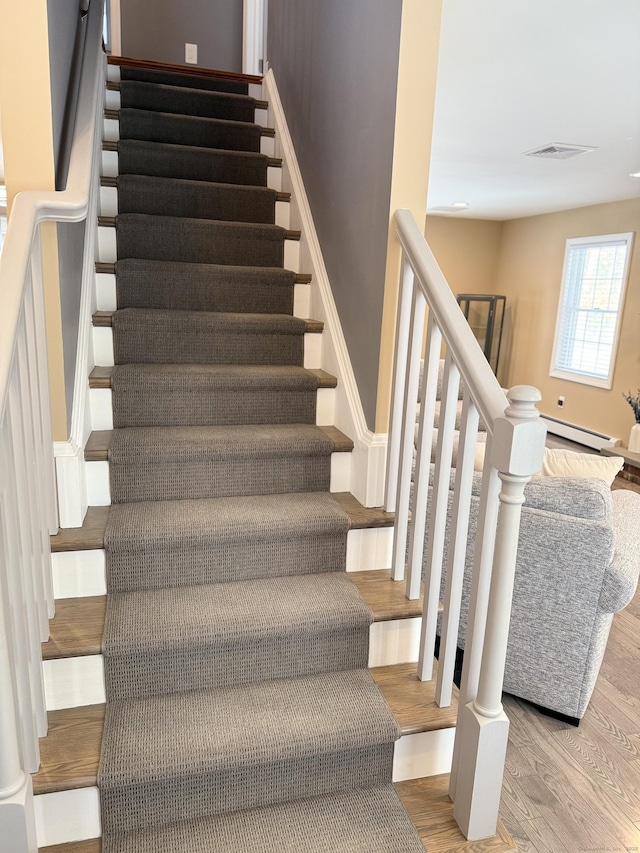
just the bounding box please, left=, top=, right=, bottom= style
left=388, top=209, right=546, bottom=841
left=0, top=3, right=105, bottom=850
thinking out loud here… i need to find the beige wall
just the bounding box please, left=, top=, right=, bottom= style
left=424, top=200, right=640, bottom=443
left=0, top=0, right=67, bottom=440
left=375, top=0, right=443, bottom=433
left=496, top=198, right=640, bottom=443
left=425, top=215, right=503, bottom=294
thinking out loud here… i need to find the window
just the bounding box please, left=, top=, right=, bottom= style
left=550, top=232, right=634, bottom=389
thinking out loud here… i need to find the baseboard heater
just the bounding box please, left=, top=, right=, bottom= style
left=541, top=414, right=621, bottom=452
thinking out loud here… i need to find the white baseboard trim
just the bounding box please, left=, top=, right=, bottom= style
left=263, top=70, right=389, bottom=507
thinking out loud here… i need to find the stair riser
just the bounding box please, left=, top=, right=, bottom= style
left=33, top=727, right=454, bottom=849
left=102, top=121, right=278, bottom=169
left=95, top=271, right=311, bottom=317
left=106, top=64, right=264, bottom=103
left=84, top=452, right=351, bottom=506
left=92, top=325, right=322, bottom=369
left=50, top=527, right=393, bottom=600
left=99, top=186, right=291, bottom=228
left=89, top=386, right=336, bottom=429
left=42, top=617, right=420, bottom=711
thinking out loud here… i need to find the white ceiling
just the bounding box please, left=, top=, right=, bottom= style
left=427, top=0, right=640, bottom=221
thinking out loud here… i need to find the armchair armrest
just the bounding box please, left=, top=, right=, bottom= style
left=598, top=490, right=640, bottom=613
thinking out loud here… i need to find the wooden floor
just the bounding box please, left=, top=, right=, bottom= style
left=499, top=472, right=640, bottom=852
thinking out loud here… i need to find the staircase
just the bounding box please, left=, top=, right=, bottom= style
left=30, top=61, right=492, bottom=852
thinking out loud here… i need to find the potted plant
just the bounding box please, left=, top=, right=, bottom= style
left=622, top=388, right=640, bottom=452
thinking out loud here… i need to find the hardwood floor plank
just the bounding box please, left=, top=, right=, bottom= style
left=33, top=705, right=104, bottom=795
left=371, top=661, right=457, bottom=735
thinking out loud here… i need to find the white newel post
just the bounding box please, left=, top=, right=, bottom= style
left=0, top=583, right=37, bottom=853
left=452, top=386, right=545, bottom=840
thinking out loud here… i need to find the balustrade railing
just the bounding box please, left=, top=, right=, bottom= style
left=387, top=209, right=547, bottom=840
left=0, top=3, right=105, bottom=850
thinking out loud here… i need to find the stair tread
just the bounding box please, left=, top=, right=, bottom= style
left=43, top=569, right=421, bottom=661
left=106, top=78, right=269, bottom=112
left=51, top=492, right=390, bottom=553
left=89, top=364, right=337, bottom=389
left=92, top=308, right=322, bottom=331
left=33, top=662, right=453, bottom=796
left=37, top=777, right=518, bottom=853
left=84, top=424, right=353, bottom=461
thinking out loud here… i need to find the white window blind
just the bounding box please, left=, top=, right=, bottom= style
left=550, top=232, right=634, bottom=389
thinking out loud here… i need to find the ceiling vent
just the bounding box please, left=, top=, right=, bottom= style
left=524, top=143, right=597, bottom=160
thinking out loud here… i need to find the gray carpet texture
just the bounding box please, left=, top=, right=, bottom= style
left=116, top=175, right=277, bottom=223
left=108, top=424, right=334, bottom=502
left=114, top=259, right=295, bottom=314
left=97, top=66, right=421, bottom=851
left=117, top=139, right=269, bottom=186
left=110, top=364, right=319, bottom=427
left=120, top=80, right=257, bottom=123
left=101, top=786, right=426, bottom=853
left=118, top=108, right=262, bottom=152
left=102, top=573, right=374, bottom=699
left=104, top=492, right=351, bottom=592
left=115, top=213, right=286, bottom=266
left=112, top=308, right=305, bottom=365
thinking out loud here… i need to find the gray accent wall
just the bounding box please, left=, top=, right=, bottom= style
left=267, top=0, right=402, bottom=429
left=47, top=0, right=80, bottom=170
left=121, top=0, right=243, bottom=72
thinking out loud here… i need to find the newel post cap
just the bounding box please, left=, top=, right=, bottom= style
left=490, top=385, right=546, bottom=477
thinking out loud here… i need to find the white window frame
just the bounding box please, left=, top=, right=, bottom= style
left=549, top=232, right=634, bottom=389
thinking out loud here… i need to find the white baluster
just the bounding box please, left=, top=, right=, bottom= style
left=385, top=253, right=415, bottom=512
left=390, top=287, right=426, bottom=582
left=416, top=353, right=459, bottom=681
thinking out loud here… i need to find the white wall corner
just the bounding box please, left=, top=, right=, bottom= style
left=264, top=68, right=390, bottom=507
left=53, top=439, right=87, bottom=529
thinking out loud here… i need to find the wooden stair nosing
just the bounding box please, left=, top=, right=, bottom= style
left=51, top=493, right=392, bottom=555
left=91, top=310, right=320, bottom=331
left=88, top=365, right=337, bottom=390
left=32, top=661, right=454, bottom=797
left=94, top=261, right=308, bottom=282
left=42, top=568, right=420, bottom=662
left=83, top=424, right=353, bottom=462
left=97, top=216, right=300, bottom=242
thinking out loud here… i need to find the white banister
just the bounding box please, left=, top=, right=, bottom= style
left=388, top=209, right=546, bottom=841
left=0, top=2, right=105, bottom=850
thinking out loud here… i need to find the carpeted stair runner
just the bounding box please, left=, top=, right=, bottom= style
left=110, top=364, right=321, bottom=427
left=116, top=174, right=278, bottom=222
left=104, top=492, right=351, bottom=592
left=114, top=258, right=296, bottom=313
left=112, top=308, right=305, bottom=364
left=97, top=64, right=425, bottom=852
left=119, top=108, right=262, bottom=151
left=117, top=139, right=270, bottom=185
left=116, top=213, right=286, bottom=266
